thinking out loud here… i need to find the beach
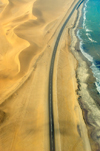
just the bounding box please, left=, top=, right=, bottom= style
left=0, top=0, right=93, bottom=151
left=70, top=1, right=100, bottom=150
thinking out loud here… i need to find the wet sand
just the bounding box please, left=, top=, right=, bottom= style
left=70, top=3, right=100, bottom=151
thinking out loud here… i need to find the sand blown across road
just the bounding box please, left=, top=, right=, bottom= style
left=0, top=0, right=91, bottom=151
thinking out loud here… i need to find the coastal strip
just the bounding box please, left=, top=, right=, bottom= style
left=70, top=1, right=100, bottom=150
left=48, top=0, right=85, bottom=151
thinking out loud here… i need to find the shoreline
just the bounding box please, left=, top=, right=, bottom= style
left=70, top=1, right=100, bottom=150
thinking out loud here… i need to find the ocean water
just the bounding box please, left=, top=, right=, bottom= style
left=77, top=0, right=100, bottom=93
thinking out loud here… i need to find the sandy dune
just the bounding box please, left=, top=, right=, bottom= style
left=0, top=0, right=73, bottom=102
left=0, top=0, right=91, bottom=151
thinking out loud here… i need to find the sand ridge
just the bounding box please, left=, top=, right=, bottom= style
left=0, top=0, right=74, bottom=103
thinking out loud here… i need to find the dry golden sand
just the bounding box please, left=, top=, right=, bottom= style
left=0, top=0, right=91, bottom=151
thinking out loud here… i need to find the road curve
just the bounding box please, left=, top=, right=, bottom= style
left=48, top=0, right=85, bottom=151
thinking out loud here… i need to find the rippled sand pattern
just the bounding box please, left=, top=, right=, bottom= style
left=0, top=0, right=69, bottom=102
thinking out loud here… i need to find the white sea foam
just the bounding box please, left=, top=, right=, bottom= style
left=86, top=33, right=90, bottom=36
left=86, top=33, right=97, bottom=43
left=91, top=63, right=100, bottom=93
left=95, top=82, right=100, bottom=93
left=86, top=29, right=92, bottom=32
left=80, top=41, right=93, bottom=62
left=88, top=37, right=97, bottom=43
left=83, top=0, right=90, bottom=29
left=77, top=30, right=82, bottom=40
left=77, top=31, right=94, bottom=62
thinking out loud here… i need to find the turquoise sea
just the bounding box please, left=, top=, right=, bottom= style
left=77, top=0, right=100, bottom=93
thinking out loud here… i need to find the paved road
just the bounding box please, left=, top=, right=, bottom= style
left=48, top=0, right=85, bottom=151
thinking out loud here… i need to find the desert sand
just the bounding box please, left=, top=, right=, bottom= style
left=0, top=0, right=91, bottom=151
